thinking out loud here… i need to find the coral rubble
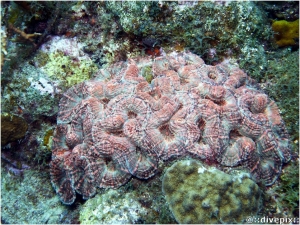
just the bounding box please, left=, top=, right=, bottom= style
left=79, top=189, right=149, bottom=224
left=79, top=173, right=176, bottom=224
left=162, top=159, right=262, bottom=224
left=1, top=170, right=70, bottom=224
left=50, top=51, right=291, bottom=204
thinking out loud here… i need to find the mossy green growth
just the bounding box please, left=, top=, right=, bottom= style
left=264, top=49, right=299, bottom=150
left=141, top=65, right=154, bottom=83
left=162, top=159, right=262, bottom=224
left=1, top=62, right=59, bottom=119
left=41, top=51, right=98, bottom=88
left=277, top=161, right=299, bottom=212
left=20, top=86, right=59, bottom=118
left=7, top=2, right=21, bottom=25
left=34, top=51, right=51, bottom=67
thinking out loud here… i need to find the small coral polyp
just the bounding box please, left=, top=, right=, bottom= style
left=50, top=51, right=291, bottom=204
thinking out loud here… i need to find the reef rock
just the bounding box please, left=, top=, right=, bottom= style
left=79, top=189, right=149, bottom=224
left=50, top=51, right=291, bottom=204
left=162, top=159, right=262, bottom=224
left=1, top=113, right=28, bottom=145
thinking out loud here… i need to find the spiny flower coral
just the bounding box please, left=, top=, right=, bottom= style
left=50, top=52, right=291, bottom=204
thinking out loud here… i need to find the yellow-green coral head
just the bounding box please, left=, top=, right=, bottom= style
left=272, top=19, right=299, bottom=47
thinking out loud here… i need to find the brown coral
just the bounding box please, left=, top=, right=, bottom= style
left=50, top=51, right=291, bottom=204
left=1, top=113, right=28, bottom=145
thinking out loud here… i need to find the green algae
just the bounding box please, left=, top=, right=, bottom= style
left=40, top=51, right=98, bottom=88
left=264, top=49, right=299, bottom=150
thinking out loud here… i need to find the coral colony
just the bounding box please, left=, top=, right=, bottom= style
left=162, top=159, right=262, bottom=224
left=50, top=52, right=291, bottom=204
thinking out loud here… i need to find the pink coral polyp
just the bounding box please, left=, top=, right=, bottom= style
left=50, top=51, right=291, bottom=204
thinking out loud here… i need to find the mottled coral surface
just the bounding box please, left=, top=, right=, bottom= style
left=50, top=52, right=291, bottom=204
left=162, top=159, right=262, bottom=224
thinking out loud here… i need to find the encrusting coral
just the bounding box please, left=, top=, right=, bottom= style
left=50, top=51, right=291, bottom=204
left=272, top=19, right=299, bottom=47
left=162, top=159, right=262, bottom=224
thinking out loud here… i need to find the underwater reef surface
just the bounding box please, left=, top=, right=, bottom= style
left=1, top=1, right=299, bottom=224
